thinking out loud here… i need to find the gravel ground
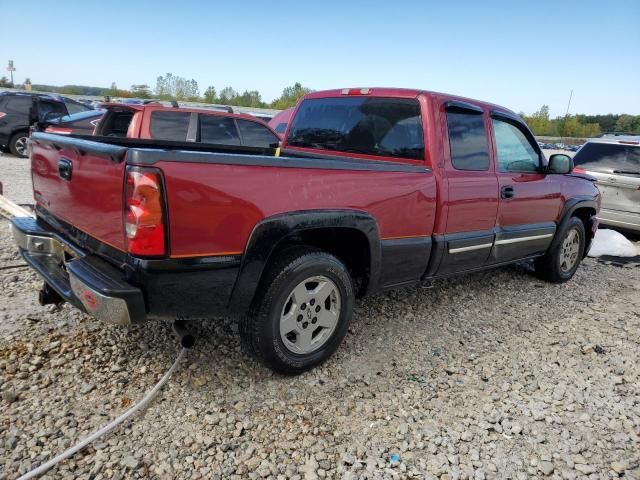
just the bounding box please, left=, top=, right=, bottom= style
left=0, top=152, right=32, bottom=206
left=1, top=149, right=640, bottom=479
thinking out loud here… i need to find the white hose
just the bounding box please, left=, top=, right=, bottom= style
left=18, top=348, right=186, bottom=480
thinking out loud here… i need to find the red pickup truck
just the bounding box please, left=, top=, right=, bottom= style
left=13, top=87, right=599, bottom=373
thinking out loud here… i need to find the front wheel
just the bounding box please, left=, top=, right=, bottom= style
left=535, top=216, right=585, bottom=283
left=9, top=132, right=29, bottom=158
left=239, top=247, right=354, bottom=374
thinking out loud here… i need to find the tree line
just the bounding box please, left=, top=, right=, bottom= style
left=3, top=73, right=311, bottom=110
left=521, top=105, right=640, bottom=137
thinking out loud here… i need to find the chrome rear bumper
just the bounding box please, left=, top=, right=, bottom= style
left=11, top=216, right=146, bottom=325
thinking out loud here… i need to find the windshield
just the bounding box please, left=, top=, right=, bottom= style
left=287, top=97, right=424, bottom=161
left=573, top=142, right=640, bottom=174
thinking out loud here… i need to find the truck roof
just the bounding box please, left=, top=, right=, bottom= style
left=303, top=88, right=517, bottom=116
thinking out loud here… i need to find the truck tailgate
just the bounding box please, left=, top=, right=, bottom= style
left=30, top=133, right=128, bottom=251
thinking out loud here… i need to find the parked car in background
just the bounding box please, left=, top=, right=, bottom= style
left=268, top=107, right=294, bottom=138
left=94, top=103, right=280, bottom=148
left=573, top=137, right=640, bottom=232
left=0, top=92, right=92, bottom=157
left=16, top=87, right=599, bottom=373
left=35, top=109, right=104, bottom=136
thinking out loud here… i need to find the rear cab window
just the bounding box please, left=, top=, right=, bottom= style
left=286, top=96, right=424, bottom=161
left=150, top=111, right=191, bottom=141
left=445, top=106, right=490, bottom=171
left=573, top=142, right=640, bottom=175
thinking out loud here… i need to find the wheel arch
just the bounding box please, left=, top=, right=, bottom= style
left=557, top=197, right=598, bottom=258
left=228, top=209, right=381, bottom=314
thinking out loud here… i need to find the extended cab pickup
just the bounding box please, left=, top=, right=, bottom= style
left=13, top=88, right=600, bottom=373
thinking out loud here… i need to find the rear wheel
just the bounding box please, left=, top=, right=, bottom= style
left=535, top=216, right=585, bottom=283
left=239, top=247, right=354, bottom=374
left=9, top=132, right=29, bottom=158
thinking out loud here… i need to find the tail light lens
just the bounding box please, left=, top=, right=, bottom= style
left=0, top=112, right=6, bottom=119
left=45, top=126, right=73, bottom=135
left=573, top=167, right=586, bottom=174
left=124, top=167, right=167, bottom=256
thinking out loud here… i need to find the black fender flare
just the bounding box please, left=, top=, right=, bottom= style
left=555, top=196, right=598, bottom=257
left=559, top=196, right=598, bottom=222
left=228, top=209, right=381, bottom=314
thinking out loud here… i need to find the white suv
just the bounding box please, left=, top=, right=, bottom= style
left=573, top=136, right=640, bottom=232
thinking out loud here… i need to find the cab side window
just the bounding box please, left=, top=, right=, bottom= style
left=492, top=119, right=540, bottom=173
left=446, top=108, right=490, bottom=171
left=237, top=119, right=279, bottom=147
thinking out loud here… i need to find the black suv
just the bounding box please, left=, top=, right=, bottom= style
left=0, top=92, right=92, bottom=157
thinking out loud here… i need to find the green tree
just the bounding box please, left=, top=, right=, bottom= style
left=270, top=82, right=312, bottom=109
left=614, top=115, right=640, bottom=134
left=131, top=84, right=151, bottom=98
left=218, top=86, right=238, bottom=104
left=204, top=86, right=217, bottom=103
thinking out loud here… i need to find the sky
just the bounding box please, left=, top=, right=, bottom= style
left=1, top=0, right=638, bottom=116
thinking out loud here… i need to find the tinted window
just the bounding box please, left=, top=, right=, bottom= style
left=199, top=115, right=240, bottom=145
left=446, top=110, right=489, bottom=170
left=150, top=111, right=191, bottom=141
left=275, top=122, right=287, bottom=134
left=492, top=119, right=540, bottom=172
left=38, top=101, right=67, bottom=120
left=3, top=96, right=32, bottom=114
left=64, top=100, right=91, bottom=114
left=237, top=119, right=279, bottom=147
left=573, top=142, right=640, bottom=174
left=287, top=97, right=424, bottom=160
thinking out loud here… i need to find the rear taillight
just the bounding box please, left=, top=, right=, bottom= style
left=45, top=126, right=73, bottom=135
left=124, top=168, right=167, bottom=256
left=0, top=112, right=6, bottom=119
left=573, top=167, right=586, bottom=173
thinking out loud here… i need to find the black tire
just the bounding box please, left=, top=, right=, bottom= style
left=9, top=131, right=29, bottom=158
left=239, top=246, right=354, bottom=374
left=535, top=216, right=585, bottom=283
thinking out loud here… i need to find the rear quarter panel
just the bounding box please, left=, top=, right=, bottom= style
left=154, top=161, right=437, bottom=258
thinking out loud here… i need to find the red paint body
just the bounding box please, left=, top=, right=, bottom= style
left=30, top=88, right=599, bottom=260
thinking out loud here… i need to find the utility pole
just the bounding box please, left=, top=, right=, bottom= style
left=7, top=60, right=16, bottom=87
left=565, top=89, right=573, bottom=118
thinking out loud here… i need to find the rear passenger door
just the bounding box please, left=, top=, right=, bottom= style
left=489, top=112, right=562, bottom=263
left=436, top=102, right=499, bottom=275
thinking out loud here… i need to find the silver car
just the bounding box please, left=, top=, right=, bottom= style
left=573, top=137, right=640, bottom=232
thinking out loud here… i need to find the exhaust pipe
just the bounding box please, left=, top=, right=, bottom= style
left=172, top=320, right=195, bottom=348
left=38, top=283, right=64, bottom=306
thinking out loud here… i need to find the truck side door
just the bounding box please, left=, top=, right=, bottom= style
left=434, top=102, right=499, bottom=275
left=489, top=112, right=562, bottom=263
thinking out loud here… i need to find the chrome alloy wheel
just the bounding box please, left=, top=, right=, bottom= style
left=560, top=228, right=581, bottom=272
left=279, top=275, right=341, bottom=354
left=14, top=136, right=28, bottom=156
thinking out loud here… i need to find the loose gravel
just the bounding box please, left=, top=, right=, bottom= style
left=1, top=150, right=639, bottom=479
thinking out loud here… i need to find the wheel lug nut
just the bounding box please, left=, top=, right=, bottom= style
left=297, top=314, right=303, bottom=322
left=310, top=299, right=315, bottom=306
left=312, top=317, right=317, bottom=324
left=302, top=322, right=309, bottom=328
left=301, top=303, right=306, bottom=310
left=315, top=305, right=321, bottom=312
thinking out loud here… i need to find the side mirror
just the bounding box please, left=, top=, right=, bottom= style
left=548, top=154, right=573, bottom=174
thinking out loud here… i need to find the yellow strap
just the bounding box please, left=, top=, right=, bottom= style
left=274, top=147, right=281, bottom=157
